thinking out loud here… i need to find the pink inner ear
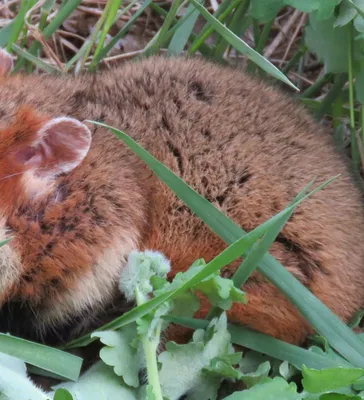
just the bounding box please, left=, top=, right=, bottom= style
left=14, top=147, right=42, bottom=168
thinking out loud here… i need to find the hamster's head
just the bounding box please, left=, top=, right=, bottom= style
left=0, top=49, right=92, bottom=213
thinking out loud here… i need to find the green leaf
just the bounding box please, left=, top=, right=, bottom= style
left=159, top=313, right=234, bottom=400
left=0, top=22, right=15, bottom=48
left=0, top=333, right=82, bottom=381
left=165, top=316, right=353, bottom=370
left=188, top=0, right=298, bottom=90
left=305, top=14, right=350, bottom=73
left=92, top=324, right=142, bottom=388
left=0, top=354, right=50, bottom=400
left=167, top=1, right=202, bottom=56
left=205, top=357, right=271, bottom=388
left=314, top=0, right=341, bottom=20
left=250, top=0, right=284, bottom=23
left=195, top=274, right=246, bottom=310
left=222, top=377, right=301, bottom=400
left=0, top=238, right=12, bottom=248
left=302, top=365, right=364, bottom=393
left=335, top=0, right=357, bottom=27
left=88, top=0, right=152, bottom=70
left=51, top=361, right=137, bottom=400
left=285, top=0, right=320, bottom=12
left=53, top=389, right=74, bottom=400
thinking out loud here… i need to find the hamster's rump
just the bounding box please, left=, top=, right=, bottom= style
left=0, top=54, right=363, bottom=344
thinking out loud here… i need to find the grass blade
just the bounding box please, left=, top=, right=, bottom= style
left=232, top=179, right=317, bottom=287
left=88, top=0, right=152, bottom=70
left=0, top=238, right=12, bottom=248
left=167, top=1, right=202, bottom=56
left=164, top=316, right=353, bottom=370
left=87, top=121, right=364, bottom=368
left=188, top=0, right=298, bottom=90
left=0, top=22, right=15, bottom=48
left=0, top=333, right=82, bottom=381
left=11, top=43, right=61, bottom=73
left=143, top=0, right=184, bottom=56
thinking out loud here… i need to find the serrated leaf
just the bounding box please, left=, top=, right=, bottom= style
left=159, top=313, right=234, bottom=400
left=223, top=377, right=300, bottom=400
left=335, top=0, right=357, bottom=27
left=51, top=361, right=137, bottom=400
left=314, top=0, right=341, bottom=20
left=250, top=0, right=284, bottom=23
left=194, top=274, right=246, bottom=310
left=305, top=14, right=350, bottom=73
left=92, top=325, right=142, bottom=388
left=302, top=366, right=364, bottom=393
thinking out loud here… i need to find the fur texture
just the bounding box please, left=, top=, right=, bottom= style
left=0, top=54, right=363, bottom=344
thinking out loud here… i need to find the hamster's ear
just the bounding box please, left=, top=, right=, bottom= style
left=15, top=117, right=92, bottom=177
left=0, top=48, right=14, bottom=76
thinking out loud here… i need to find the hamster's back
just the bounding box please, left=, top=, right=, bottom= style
left=0, top=55, right=363, bottom=344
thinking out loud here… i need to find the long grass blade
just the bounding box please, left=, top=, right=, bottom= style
left=86, top=121, right=364, bottom=368
left=0, top=334, right=82, bottom=381
left=188, top=0, right=298, bottom=90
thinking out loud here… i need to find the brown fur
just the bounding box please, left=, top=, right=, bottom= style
left=0, top=54, right=363, bottom=345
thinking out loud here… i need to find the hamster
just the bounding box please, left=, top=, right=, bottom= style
left=0, top=47, right=363, bottom=345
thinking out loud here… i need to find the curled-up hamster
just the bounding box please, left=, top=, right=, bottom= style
left=0, top=48, right=364, bottom=346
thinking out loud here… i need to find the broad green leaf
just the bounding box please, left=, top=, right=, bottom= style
left=305, top=14, right=350, bottom=73
left=51, top=361, right=137, bottom=400
left=205, top=358, right=271, bottom=388
left=250, top=0, right=284, bottom=23
left=165, top=316, right=353, bottom=370
left=188, top=0, right=298, bottom=90
left=0, top=333, right=82, bottom=381
left=223, top=377, right=300, bottom=400
left=159, top=314, right=233, bottom=400
left=319, top=394, right=363, bottom=400
left=285, top=0, right=319, bottom=12
left=302, top=365, right=364, bottom=393
left=314, top=0, right=341, bottom=20
left=53, top=389, right=73, bottom=400
left=92, top=325, right=142, bottom=388
left=0, top=354, right=49, bottom=400
left=335, top=0, right=357, bottom=27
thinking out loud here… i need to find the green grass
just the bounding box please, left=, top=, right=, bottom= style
left=1, top=1, right=364, bottom=399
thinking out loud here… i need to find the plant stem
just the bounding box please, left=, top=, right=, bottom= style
left=348, top=21, right=360, bottom=171
left=135, top=288, right=163, bottom=400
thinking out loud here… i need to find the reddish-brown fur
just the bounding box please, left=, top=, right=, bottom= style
left=0, top=53, right=364, bottom=345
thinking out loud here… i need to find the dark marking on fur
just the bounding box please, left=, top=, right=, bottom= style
left=188, top=81, right=212, bottom=103
left=167, top=140, right=183, bottom=175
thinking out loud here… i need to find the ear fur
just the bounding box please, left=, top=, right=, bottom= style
left=15, top=116, right=92, bottom=177
left=0, top=48, right=14, bottom=76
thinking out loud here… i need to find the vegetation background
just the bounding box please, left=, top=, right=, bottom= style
left=2, top=1, right=364, bottom=399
